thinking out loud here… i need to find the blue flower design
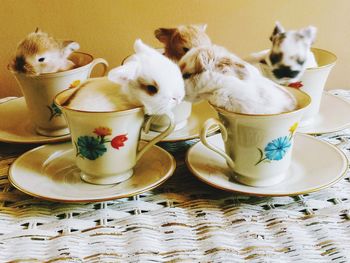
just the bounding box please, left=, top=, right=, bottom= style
left=255, top=123, right=298, bottom=166
left=264, top=136, right=291, bottom=161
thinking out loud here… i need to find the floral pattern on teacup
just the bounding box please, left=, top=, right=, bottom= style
left=255, top=122, right=298, bottom=165
left=75, top=126, right=128, bottom=160
left=47, top=80, right=81, bottom=121
left=47, top=102, right=62, bottom=121
left=69, top=80, right=81, bottom=89
left=288, top=81, right=304, bottom=89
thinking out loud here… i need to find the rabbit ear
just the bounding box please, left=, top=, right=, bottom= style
left=195, top=48, right=215, bottom=72
left=300, top=26, right=317, bottom=43
left=270, top=21, right=285, bottom=41
left=108, top=60, right=139, bottom=85
left=134, top=39, right=157, bottom=54
left=196, top=24, right=207, bottom=32
left=62, top=41, right=80, bottom=57
left=154, top=28, right=176, bottom=44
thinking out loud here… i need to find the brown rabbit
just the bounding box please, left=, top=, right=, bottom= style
left=154, top=24, right=211, bottom=62
left=9, top=28, right=80, bottom=75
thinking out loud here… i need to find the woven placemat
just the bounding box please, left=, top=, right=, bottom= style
left=0, top=91, right=350, bottom=262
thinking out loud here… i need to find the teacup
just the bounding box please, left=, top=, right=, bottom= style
left=150, top=101, right=192, bottom=132
left=10, top=52, right=108, bottom=136
left=55, top=87, right=175, bottom=185
left=259, top=48, right=337, bottom=127
left=200, top=87, right=311, bottom=187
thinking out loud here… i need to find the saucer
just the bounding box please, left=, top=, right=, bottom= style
left=298, top=92, right=350, bottom=134
left=0, top=97, right=70, bottom=144
left=141, top=101, right=218, bottom=142
left=9, top=141, right=175, bottom=202
left=186, top=133, right=348, bottom=196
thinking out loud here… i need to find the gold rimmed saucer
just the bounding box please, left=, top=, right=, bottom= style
left=298, top=92, right=350, bottom=134
left=141, top=101, right=218, bottom=142
left=9, top=142, right=175, bottom=202
left=186, top=133, right=348, bottom=196
left=0, top=97, right=70, bottom=144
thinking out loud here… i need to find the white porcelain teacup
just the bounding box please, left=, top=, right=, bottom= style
left=200, top=87, right=311, bottom=187
left=10, top=52, right=108, bottom=137
left=55, top=87, right=175, bottom=185
left=149, top=101, right=192, bottom=132
left=259, top=48, right=337, bottom=127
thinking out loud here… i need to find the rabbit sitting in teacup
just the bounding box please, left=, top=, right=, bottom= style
left=9, top=28, right=80, bottom=75
left=179, top=44, right=297, bottom=114
left=246, top=22, right=317, bottom=85
left=65, top=39, right=185, bottom=115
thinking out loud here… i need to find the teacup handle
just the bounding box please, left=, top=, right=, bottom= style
left=136, top=112, right=175, bottom=162
left=200, top=118, right=235, bottom=169
left=87, top=58, right=109, bottom=77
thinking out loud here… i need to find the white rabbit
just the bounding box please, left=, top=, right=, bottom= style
left=179, top=45, right=297, bottom=114
left=65, top=39, right=185, bottom=115
left=246, top=22, right=317, bottom=84
left=9, top=28, right=80, bottom=75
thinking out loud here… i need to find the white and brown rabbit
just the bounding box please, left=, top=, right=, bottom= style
left=64, top=39, right=185, bottom=115
left=179, top=45, right=297, bottom=114
left=155, top=24, right=212, bottom=62
left=9, top=28, right=80, bottom=75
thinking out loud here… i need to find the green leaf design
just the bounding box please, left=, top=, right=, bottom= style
left=76, top=136, right=107, bottom=160
left=47, top=102, right=62, bottom=121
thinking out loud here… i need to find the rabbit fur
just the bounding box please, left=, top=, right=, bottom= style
left=65, top=39, right=185, bottom=115
left=179, top=44, right=297, bottom=114
left=9, top=28, right=80, bottom=75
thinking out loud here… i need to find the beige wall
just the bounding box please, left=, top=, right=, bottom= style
left=1, top=0, right=349, bottom=98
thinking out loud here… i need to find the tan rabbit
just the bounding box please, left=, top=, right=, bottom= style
left=9, top=28, right=80, bottom=75
left=155, top=24, right=211, bottom=62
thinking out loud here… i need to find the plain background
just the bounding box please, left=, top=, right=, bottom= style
left=1, top=0, right=349, bottom=98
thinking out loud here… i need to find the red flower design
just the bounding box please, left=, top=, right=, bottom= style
left=93, top=127, right=112, bottom=137
left=111, top=134, right=128, bottom=149
left=288, top=81, right=303, bottom=89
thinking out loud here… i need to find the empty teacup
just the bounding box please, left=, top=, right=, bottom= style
left=149, top=101, right=192, bottom=132
left=200, top=87, right=311, bottom=187
left=9, top=52, right=108, bottom=136
left=259, top=48, right=336, bottom=127
left=55, top=87, right=175, bottom=185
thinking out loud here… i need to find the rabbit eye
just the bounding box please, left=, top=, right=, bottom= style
left=146, top=85, right=158, bottom=95
left=296, top=58, right=305, bottom=65
left=38, top=57, right=45, bottom=62
left=183, top=73, right=192, bottom=79
left=183, top=47, right=189, bottom=53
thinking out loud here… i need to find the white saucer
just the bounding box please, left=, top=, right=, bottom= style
left=186, top=133, right=348, bottom=196
left=9, top=142, right=175, bottom=202
left=141, top=101, right=218, bottom=142
left=0, top=97, right=70, bottom=144
left=298, top=92, right=350, bottom=134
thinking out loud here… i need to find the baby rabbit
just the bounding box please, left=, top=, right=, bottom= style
left=179, top=45, right=297, bottom=114
left=247, top=22, right=317, bottom=84
left=65, top=39, right=185, bottom=115
left=9, top=28, right=80, bottom=75
left=155, top=24, right=212, bottom=62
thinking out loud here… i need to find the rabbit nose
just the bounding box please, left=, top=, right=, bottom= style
left=172, top=97, right=181, bottom=104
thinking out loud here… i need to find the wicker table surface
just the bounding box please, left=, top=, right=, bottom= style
left=1, top=90, right=350, bottom=262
